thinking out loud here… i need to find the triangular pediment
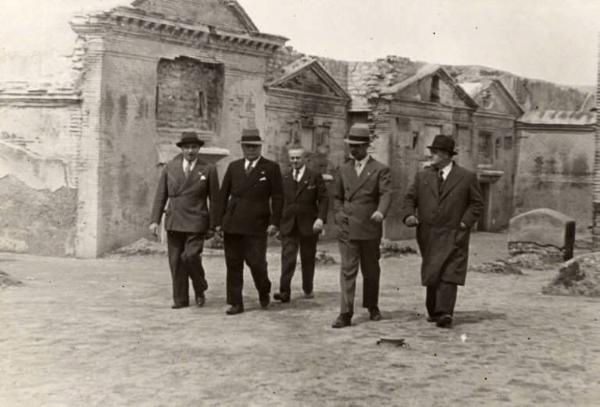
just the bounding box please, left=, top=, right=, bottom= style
left=268, top=58, right=350, bottom=100
left=382, top=65, right=478, bottom=109
left=461, top=80, right=523, bottom=117
left=131, top=0, right=258, bottom=33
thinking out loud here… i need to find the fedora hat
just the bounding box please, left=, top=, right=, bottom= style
left=344, top=123, right=371, bottom=145
left=176, top=131, right=204, bottom=147
left=427, top=135, right=457, bottom=156
left=238, top=128, right=264, bottom=145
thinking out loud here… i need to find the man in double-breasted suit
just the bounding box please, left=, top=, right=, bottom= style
left=331, top=124, right=392, bottom=328
left=149, top=132, right=219, bottom=309
left=273, top=146, right=329, bottom=303
left=402, top=135, right=483, bottom=328
left=215, top=129, right=284, bottom=315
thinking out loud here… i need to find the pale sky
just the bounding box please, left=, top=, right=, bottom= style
left=239, top=0, right=600, bottom=87
left=0, top=0, right=598, bottom=87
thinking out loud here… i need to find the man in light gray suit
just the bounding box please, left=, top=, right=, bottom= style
left=332, top=123, right=392, bottom=328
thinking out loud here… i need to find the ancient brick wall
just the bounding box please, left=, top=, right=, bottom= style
left=156, top=57, right=224, bottom=134
left=72, top=28, right=271, bottom=256
left=514, top=128, right=594, bottom=231
left=472, top=113, right=518, bottom=231
left=0, top=91, right=80, bottom=255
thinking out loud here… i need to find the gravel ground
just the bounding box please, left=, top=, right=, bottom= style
left=1, top=232, right=599, bottom=406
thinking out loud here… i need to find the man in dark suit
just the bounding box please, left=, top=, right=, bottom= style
left=402, top=135, right=483, bottom=328
left=273, top=146, right=329, bottom=303
left=332, top=124, right=392, bottom=328
left=215, top=129, right=284, bottom=315
left=149, top=132, right=219, bottom=309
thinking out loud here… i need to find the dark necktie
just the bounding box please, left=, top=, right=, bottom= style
left=438, top=170, right=444, bottom=194
left=184, top=161, right=191, bottom=178
left=245, top=160, right=254, bottom=176
left=293, top=169, right=299, bottom=183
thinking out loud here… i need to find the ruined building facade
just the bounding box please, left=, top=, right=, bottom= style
left=0, top=0, right=595, bottom=257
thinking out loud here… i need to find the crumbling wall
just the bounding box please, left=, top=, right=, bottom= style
left=514, top=129, right=594, bottom=231
left=0, top=97, right=80, bottom=256
left=0, top=176, right=76, bottom=255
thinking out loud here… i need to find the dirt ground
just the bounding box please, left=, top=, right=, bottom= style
left=1, top=232, right=599, bottom=406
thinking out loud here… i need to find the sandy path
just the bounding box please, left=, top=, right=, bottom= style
left=1, top=233, right=599, bottom=406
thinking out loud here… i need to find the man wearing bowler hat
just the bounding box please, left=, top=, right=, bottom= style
left=215, top=129, right=283, bottom=315
left=401, top=134, right=483, bottom=328
left=331, top=123, right=392, bottom=328
left=149, top=132, right=220, bottom=309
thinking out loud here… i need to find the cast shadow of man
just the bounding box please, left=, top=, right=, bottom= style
left=382, top=309, right=507, bottom=326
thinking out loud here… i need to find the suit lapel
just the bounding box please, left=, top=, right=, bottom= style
left=348, top=157, right=375, bottom=200
left=171, top=156, right=188, bottom=195
left=234, top=157, right=264, bottom=195
left=426, top=168, right=439, bottom=200
left=440, top=163, right=464, bottom=201
left=295, top=168, right=310, bottom=197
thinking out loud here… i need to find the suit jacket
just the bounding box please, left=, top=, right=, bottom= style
left=150, top=154, right=220, bottom=233
left=401, top=163, right=483, bottom=286
left=280, top=167, right=329, bottom=236
left=217, top=156, right=284, bottom=236
left=333, top=156, right=392, bottom=240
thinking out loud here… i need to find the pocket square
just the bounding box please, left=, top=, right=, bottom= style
left=259, top=177, right=267, bottom=181
left=200, top=175, right=207, bottom=180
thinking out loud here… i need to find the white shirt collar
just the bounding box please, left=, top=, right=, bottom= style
left=439, top=161, right=453, bottom=180
left=245, top=156, right=261, bottom=169
left=354, top=155, right=370, bottom=167
left=293, top=165, right=306, bottom=181
left=183, top=158, right=198, bottom=171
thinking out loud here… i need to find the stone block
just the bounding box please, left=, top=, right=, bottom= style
left=508, top=208, right=575, bottom=261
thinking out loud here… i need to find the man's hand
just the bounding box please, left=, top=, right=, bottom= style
left=267, top=224, right=279, bottom=237
left=459, top=222, right=468, bottom=230
left=404, top=215, right=419, bottom=227
left=149, top=222, right=160, bottom=236
left=205, top=229, right=215, bottom=240
left=370, top=211, right=384, bottom=223
left=215, top=226, right=223, bottom=239
left=312, top=218, right=324, bottom=233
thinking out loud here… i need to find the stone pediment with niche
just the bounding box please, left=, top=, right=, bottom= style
left=131, top=0, right=258, bottom=33
left=274, top=68, right=339, bottom=97
left=478, top=82, right=523, bottom=117
left=384, top=65, right=478, bottom=110
left=269, top=58, right=350, bottom=100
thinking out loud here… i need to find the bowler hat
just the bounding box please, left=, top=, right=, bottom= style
left=238, top=128, right=264, bottom=145
left=427, top=135, right=457, bottom=156
left=344, top=123, right=371, bottom=145
left=176, top=132, right=205, bottom=147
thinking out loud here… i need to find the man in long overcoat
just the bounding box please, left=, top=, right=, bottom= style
left=273, top=146, right=329, bottom=303
left=331, top=123, right=392, bottom=328
left=149, top=132, right=219, bottom=309
left=402, top=135, right=483, bottom=328
left=215, top=129, right=283, bottom=315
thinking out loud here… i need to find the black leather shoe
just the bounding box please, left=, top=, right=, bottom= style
left=436, top=314, right=453, bottom=328
left=171, top=303, right=189, bottom=309
left=195, top=293, right=205, bottom=307
left=273, top=292, right=290, bottom=303
left=259, top=292, right=270, bottom=308
left=303, top=292, right=314, bottom=299
left=427, top=315, right=438, bottom=323
left=226, top=304, right=244, bottom=315
left=369, top=307, right=382, bottom=321
left=331, top=313, right=352, bottom=328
